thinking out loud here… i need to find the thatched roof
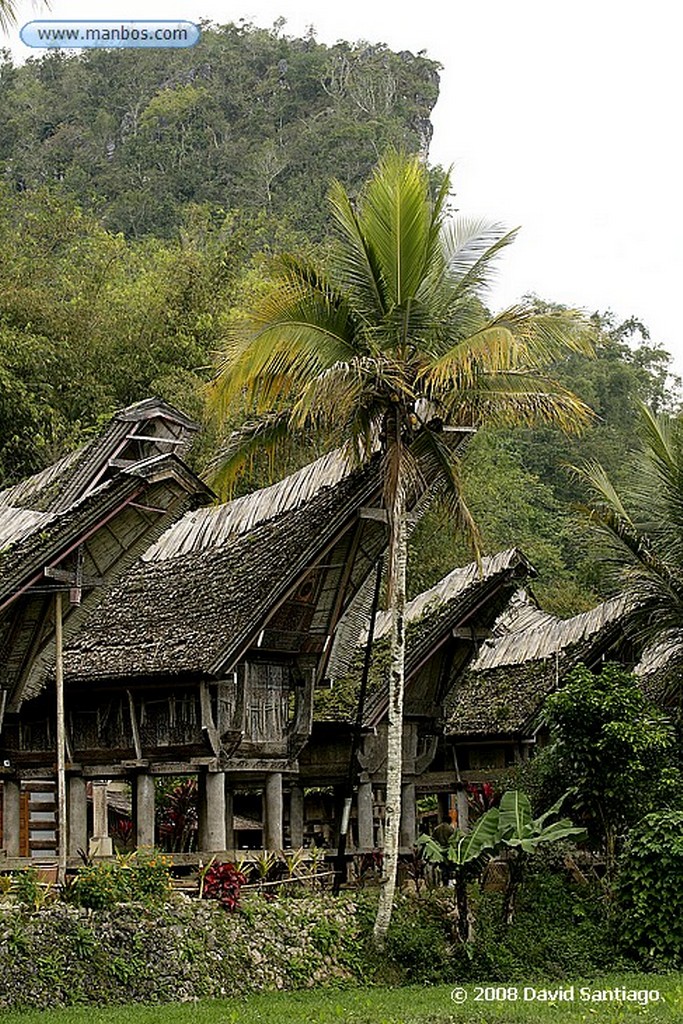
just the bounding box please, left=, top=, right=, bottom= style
left=445, top=592, right=629, bottom=739
left=64, top=460, right=383, bottom=683
left=0, top=400, right=209, bottom=705
left=314, top=549, right=533, bottom=725
left=472, top=592, right=628, bottom=671
left=143, top=448, right=353, bottom=562
left=0, top=456, right=206, bottom=607
left=0, top=397, right=197, bottom=514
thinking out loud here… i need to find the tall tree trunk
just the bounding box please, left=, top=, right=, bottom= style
left=373, top=480, right=407, bottom=946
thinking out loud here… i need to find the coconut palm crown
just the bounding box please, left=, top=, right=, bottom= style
left=578, top=403, right=683, bottom=678
left=209, top=149, right=593, bottom=943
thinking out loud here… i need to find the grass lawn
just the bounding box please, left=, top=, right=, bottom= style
left=3, top=975, right=682, bottom=1024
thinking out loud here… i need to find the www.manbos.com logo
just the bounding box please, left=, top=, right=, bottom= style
left=20, top=21, right=201, bottom=49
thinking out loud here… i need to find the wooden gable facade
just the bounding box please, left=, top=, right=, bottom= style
left=304, top=550, right=534, bottom=848
left=0, top=399, right=210, bottom=862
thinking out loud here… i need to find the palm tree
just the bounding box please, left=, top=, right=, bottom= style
left=209, top=149, right=592, bottom=944
left=0, top=1, right=16, bottom=32
left=578, top=403, right=683, bottom=680
left=1, top=2, right=49, bottom=33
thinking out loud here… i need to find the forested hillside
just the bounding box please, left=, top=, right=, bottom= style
left=0, top=22, right=439, bottom=238
left=0, top=22, right=680, bottom=615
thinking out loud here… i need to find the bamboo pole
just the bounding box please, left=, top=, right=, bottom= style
left=55, top=591, right=67, bottom=883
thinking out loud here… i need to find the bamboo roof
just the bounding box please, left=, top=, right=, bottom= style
left=445, top=592, right=629, bottom=738
left=0, top=397, right=198, bottom=514
left=471, top=593, right=628, bottom=671
left=0, top=506, right=53, bottom=550
left=368, top=551, right=535, bottom=644
left=64, top=460, right=384, bottom=682
left=143, top=448, right=354, bottom=562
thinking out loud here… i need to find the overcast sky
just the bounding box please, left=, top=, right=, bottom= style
left=4, top=1, right=682, bottom=371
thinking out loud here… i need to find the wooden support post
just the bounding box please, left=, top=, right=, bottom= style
left=135, top=774, right=155, bottom=849
left=400, top=781, right=417, bottom=848
left=2, top=779, right=20, bottom=857
left=198, top=770, right=226, bottom=852
left=89, top=780, right=113, bottom=857
left=289, top=783, right=304, bottom=849
left=224, top=781, right=235, bottom=852
left=264, top=772, right=283, bottom=851
left=126, top=691, right=143, bottom=760
left=357, top=779, right=374, bottom=850
left=68, top=776, right=88, bottom=858
left=55, top=592, right=67, bottom=880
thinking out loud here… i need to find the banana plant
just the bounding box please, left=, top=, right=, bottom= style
left=418, top=807, right=501, bottom=944
left=498, top=790, right=586, bottom=923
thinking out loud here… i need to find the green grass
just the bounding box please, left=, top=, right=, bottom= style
left=3, top=975, right=682, bottom=1024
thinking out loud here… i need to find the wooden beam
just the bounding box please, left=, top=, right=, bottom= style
left=452, top=627, right=491, bottom=641
left=126, top=690, right=143, bottom=760
left=199, top=681, right=221, bottom=757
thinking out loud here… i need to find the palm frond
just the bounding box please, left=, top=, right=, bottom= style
left=440, top=219, right=518, bottom=295
left=410, top=427, right=482, bottom=564
left=206, top=411, right=295, bottom=496
left=289, top=361, right=366, bottom=432
left=327, top=178, right=389, bottom=323
left=209, top=275, right=357, bottom=420
left=441, top=372, right=595, bottom=433
left=491, top=305, right=594, bottom=365
left=357, top=149, right=437, bottom=311
left=419, top=322, right=519, bottom=392
left=0, top=1, right=17, bottom=32
left=573, top=460, right=633, bottom=525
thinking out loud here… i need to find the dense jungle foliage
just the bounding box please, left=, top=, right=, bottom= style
left=0, top=23, right=680, bottom=615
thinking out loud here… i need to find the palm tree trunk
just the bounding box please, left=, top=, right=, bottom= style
left=372, top=480, right=407, bottom=947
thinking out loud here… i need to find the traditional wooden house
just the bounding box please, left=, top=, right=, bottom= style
left=0, top=399, right=211, bottom=861
left=3, top=403, right=639, bottom=865
left=304, top=550, right=534, bottom=848
left=4, top=410, right=476, bottom=861
left=443, top=589, right=634, bottom=784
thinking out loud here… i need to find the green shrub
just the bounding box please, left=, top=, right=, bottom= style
left=384, top=893, right=454, bottom=984
left=617, top=810, right=683, bottom=967
left=10, top=868, right=54, bottom=912
left=461, top=869, right=626, bottom=981
left=68, top=850, right=171, bottom=909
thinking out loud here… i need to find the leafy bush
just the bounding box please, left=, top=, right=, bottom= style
left=542, top=662, right=680, bottom=876
left=10, top=868, right=54, bottom=912
left=617, top=810, right=683, bottom=966
left=199, top=860, right=246, bottom=911
left=67, top=851, right=171, bottom=910
left=383, top=893, right=454, bottom=984
left=459, top=868, right=627, bottom=981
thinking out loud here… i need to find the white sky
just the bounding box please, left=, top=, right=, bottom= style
left=4, top=1, right=683, bottom=370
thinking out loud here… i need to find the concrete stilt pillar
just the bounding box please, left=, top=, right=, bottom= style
left=135, top=774, right=155, bottom=849
left=198, top=771, right=226, bottom=852
left=456, top=787, right=469, bottom=833
left=264, top=772, right=283, bottom=850
left=2, top=780, right=20, bottom=857
left=224, top=782, right=235, bottom=852
left=89, top=780, right=113, bottom=857
left=289, top=783, right=304, bottom=849
left=68, top=776, right=88, bottom=858
left=400, top=781, right=417, bottom=848
left=357, top=780, right=374, bottom=850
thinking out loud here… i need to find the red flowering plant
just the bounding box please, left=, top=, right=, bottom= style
left=199, top=858, right=247, bottom=911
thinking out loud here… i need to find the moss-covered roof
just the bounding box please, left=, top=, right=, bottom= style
left=445, top=601, right=629, bottom=738
left=315, top=549, right=531, bottom=726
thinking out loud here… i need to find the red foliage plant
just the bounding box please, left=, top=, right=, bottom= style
left=200, top=860, right=247, bottom=911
